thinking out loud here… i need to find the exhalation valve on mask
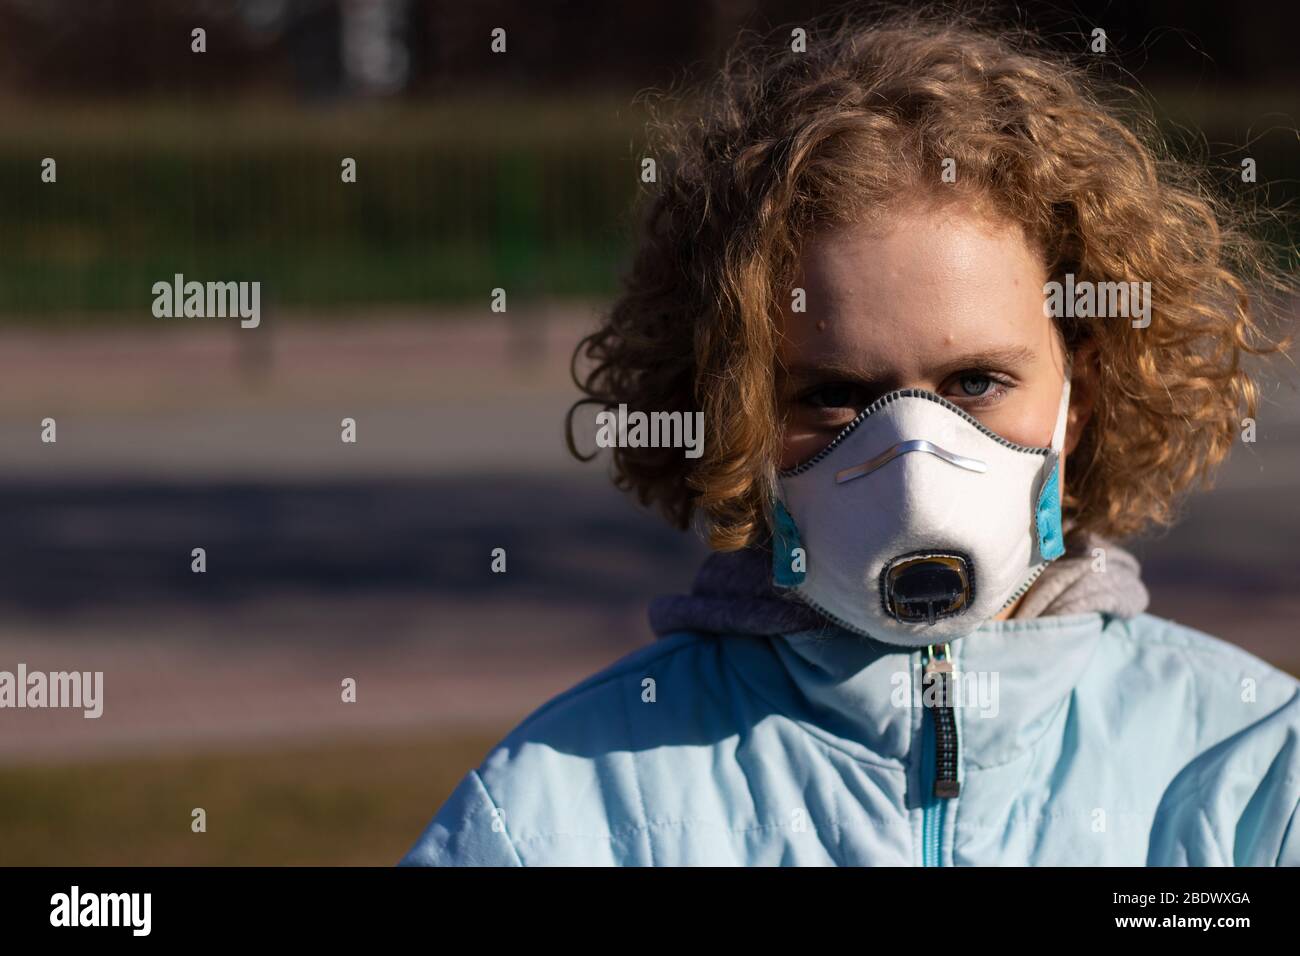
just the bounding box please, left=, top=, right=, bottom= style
left=882, top=552, right=972, bottom=625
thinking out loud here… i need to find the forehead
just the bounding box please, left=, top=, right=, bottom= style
left=780, top=205, right=1053, bottom=376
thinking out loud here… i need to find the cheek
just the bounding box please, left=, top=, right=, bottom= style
left=981, top=337, right=1069, bottom=449
left=980, top=391, right=1060, bottom=448
left=779, top=425, right=831, bottom=471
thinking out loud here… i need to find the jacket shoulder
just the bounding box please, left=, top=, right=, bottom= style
left=404, top=631, right=743, bottom=865
left=1103, top=614, right=1300, bottom=864
left=500, top=630, right=720, bottom=738
left=1103, top=612, right=1298, bottom=699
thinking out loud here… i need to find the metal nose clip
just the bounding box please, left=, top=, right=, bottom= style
left=836, top=440, right=987, bottom=484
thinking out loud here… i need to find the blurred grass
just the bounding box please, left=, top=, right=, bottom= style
left=0, top=729, right=505, bottom=865
left=0, top=89, right=1294, bottom=321
left=0, top=95, right=653, bottom=319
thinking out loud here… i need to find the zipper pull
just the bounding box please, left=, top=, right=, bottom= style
left=923, top=643, right=961, bottom=799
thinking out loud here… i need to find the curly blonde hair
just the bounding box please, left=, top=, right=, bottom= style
left=567, top=4, right=1292, bottom=551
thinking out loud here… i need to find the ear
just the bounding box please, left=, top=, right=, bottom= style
left=1063, top=338, right=1099, bottom=457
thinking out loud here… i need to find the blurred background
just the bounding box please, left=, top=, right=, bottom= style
left=0, top=0, right=1295, bottom=864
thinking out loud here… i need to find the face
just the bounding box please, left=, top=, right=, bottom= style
left=778, top=202, right=1090, bottom=470
left=776, top=204, right=1093, bottom=618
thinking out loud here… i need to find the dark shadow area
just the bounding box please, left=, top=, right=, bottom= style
left=0, top=475, right=709, bottom=618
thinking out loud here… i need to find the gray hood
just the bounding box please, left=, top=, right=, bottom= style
left=648, top=532, right=1148, bottom=639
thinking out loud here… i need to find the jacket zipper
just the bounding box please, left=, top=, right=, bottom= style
left=920, top=643, right=960, bottom=866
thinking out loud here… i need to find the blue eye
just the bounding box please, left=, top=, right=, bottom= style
left=946, top=371, right=1015, bottom=406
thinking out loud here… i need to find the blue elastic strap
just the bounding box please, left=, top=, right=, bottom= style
left=771, top=499, right=806, bottom=587
left=1035, top=459, right=1065, bottom=562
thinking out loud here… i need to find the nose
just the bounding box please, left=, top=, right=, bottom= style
left=882, top=553, right=972, bottom=625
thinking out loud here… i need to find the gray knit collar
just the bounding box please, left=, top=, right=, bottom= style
left=648, top=531, right=1148, bottom=640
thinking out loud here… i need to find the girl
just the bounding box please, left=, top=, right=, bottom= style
left=402, top=9, right=1298, bottom=865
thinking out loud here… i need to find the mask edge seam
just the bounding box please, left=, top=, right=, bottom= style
left=779, top=389, right=1051, bottom=479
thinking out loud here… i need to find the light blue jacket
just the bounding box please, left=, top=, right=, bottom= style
left=401, top=606, right=1300, bottom=865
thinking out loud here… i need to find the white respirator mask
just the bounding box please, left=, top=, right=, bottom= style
left=771, top=371, right=1071, bottom=647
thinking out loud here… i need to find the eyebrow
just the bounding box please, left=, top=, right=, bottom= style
left=934, top=345, right=1038, bottom=375
left=779, top=345, right=1038, bottom=389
